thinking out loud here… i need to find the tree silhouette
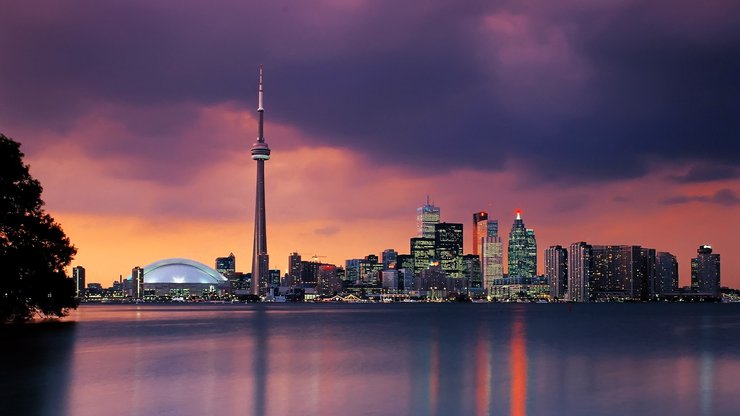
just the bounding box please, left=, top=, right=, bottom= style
left=1, top=134, right=78, bottom=323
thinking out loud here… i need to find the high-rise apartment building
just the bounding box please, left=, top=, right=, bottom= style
left=568, top=242, right=592, bottom=302
left=288, top=252, right=302, bottom=287
left=655, top=252, right=678, bottom=295
left=590, top=245, right=655, bottom=300
left=435, top=222, right=464, bottom=278
left=72, top=266, right=86, bottom=298
left=318, top=264, right=340, bottom=296
left=545, top=246, right=568, bottom=299
left=417, top=196, right=441, bottom=238
left=691, top=245, right=721, bottom=297
left=508, top=210, right=537, bottom=278
left=132, top=266, right=144, bottom=300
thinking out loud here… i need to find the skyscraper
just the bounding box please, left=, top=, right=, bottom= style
left=482, top=235, right=504, bottom=291
left=411, top=237, right=436, bottom=277
left=417, top=196, right=440, bottom=238
left=72, top=265, right=85, bottom=298
left=655, top=252, right=678, bottom=295
left=251, top=66, right=271, bottom=296
left=473, top=212, right=488, bottom=256
left=691, top=245, right=721, bottom=297
left=545, top=246, right=567, bottom=299
left=568, top=242, right=592, bottom=302
left=590, top=245, right=655, bottom=300
left=435, top=222, right=464, bottom=278
left=132, top=266, right=144, bottom=300
left=508, top=210, right=537, bottom=278
left=288, top=252, right=302, bottom=287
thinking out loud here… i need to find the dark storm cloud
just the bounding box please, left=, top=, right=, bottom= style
left=1, top=0, right=739, bottom=185
left=670, top=163, right=740, bottom=183
left=661, top=188, right=740, bottom=206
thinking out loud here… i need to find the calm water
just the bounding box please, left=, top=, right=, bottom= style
left=2, top=303, right=740, bottom=416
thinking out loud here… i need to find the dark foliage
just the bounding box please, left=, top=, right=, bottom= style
left=1, top=133, right=77, bottom=323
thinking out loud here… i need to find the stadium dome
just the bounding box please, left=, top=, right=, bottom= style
left=141, top=258, right=228, bottom=284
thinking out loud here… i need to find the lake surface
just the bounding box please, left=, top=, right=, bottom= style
left=2, top=303, right=740, bottom=416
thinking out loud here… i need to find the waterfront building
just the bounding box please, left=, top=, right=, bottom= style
left=568, top=242, right=592, bottom=302
left=131, top=266, right=144, bottom=300
left=250, top=66, right=272, bottom=296
left=215, top=253, right=236, bottom=277
left=508, top=210, right=537, bottom=278
left=411, top=237, right=436, bottom=277
left=489, top=276, right=549, bottom=301
left=691, top=245, right=721, bottom=297
left=655, top=252, right=679, bottom=295
left=382, top=249, right=398, bottom=270
left=288, top=252, right=302, bottom=287
left=545, top=246, right=568, bottom=299
left=416, top=196, right=441, bottom=238
left=72, top=266, right=85, bottom=298
left=318, top=264, right=340, bottom=296
left=463, top=254, right=482, bottom=289
left=129, top=259, right=228, bottom=297
left=435, top=222, right=464, bottom=278
left=590, top=245, right=655, bottom=301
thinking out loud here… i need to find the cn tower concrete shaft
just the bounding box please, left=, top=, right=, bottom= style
left=251, top=65, right=271, bottom=296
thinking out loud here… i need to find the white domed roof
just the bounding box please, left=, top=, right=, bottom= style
left=136, top=258, right=228, bottom=284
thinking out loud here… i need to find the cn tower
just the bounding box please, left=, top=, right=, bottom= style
left=251, top=65, right=271, bottom=296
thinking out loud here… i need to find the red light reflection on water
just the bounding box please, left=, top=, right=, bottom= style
left=510, top=316, right=527, bottom=416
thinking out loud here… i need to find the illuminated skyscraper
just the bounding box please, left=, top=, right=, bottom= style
left=287, top=252, right=302, bottom=287
left=417, top=196, right=440, bottom=238
left=655, top=252, right=678, bottom=294
left=250, top=66, right=271, bottom=296
left=590, top=245, right=655, bottom=300
left=435, top=222, right=464, bottom=278
left=473, top=212, right=488, bottom=256
left=482, top=235, right=503, bottom=291
left=545, top=246, right=567, bottom=299
left=691, top=245, right=720, bottom=297
left=132, top=266, right=144, bottom=300
left=507, top=210, right=537, bottom=278
left=72, top=266, right=85, bottom=298
left=567, top=242, right=592, bottom=302
left=411, top=237, right=435, bottom=277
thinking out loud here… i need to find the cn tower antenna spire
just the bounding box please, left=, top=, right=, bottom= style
left=258, top=64, right=264, bottom=113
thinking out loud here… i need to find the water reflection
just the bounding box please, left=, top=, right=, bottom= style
left=3, top=304, right=740, bottom=415
left=0, top=322, right=76, bottom=415
left=510, top=314, right=527, bottom=416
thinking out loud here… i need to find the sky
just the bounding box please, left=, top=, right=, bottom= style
left=1, top=0, right=738, bottom=287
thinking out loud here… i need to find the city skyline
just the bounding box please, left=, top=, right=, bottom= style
left=1, top=1, right=738, bottom=287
